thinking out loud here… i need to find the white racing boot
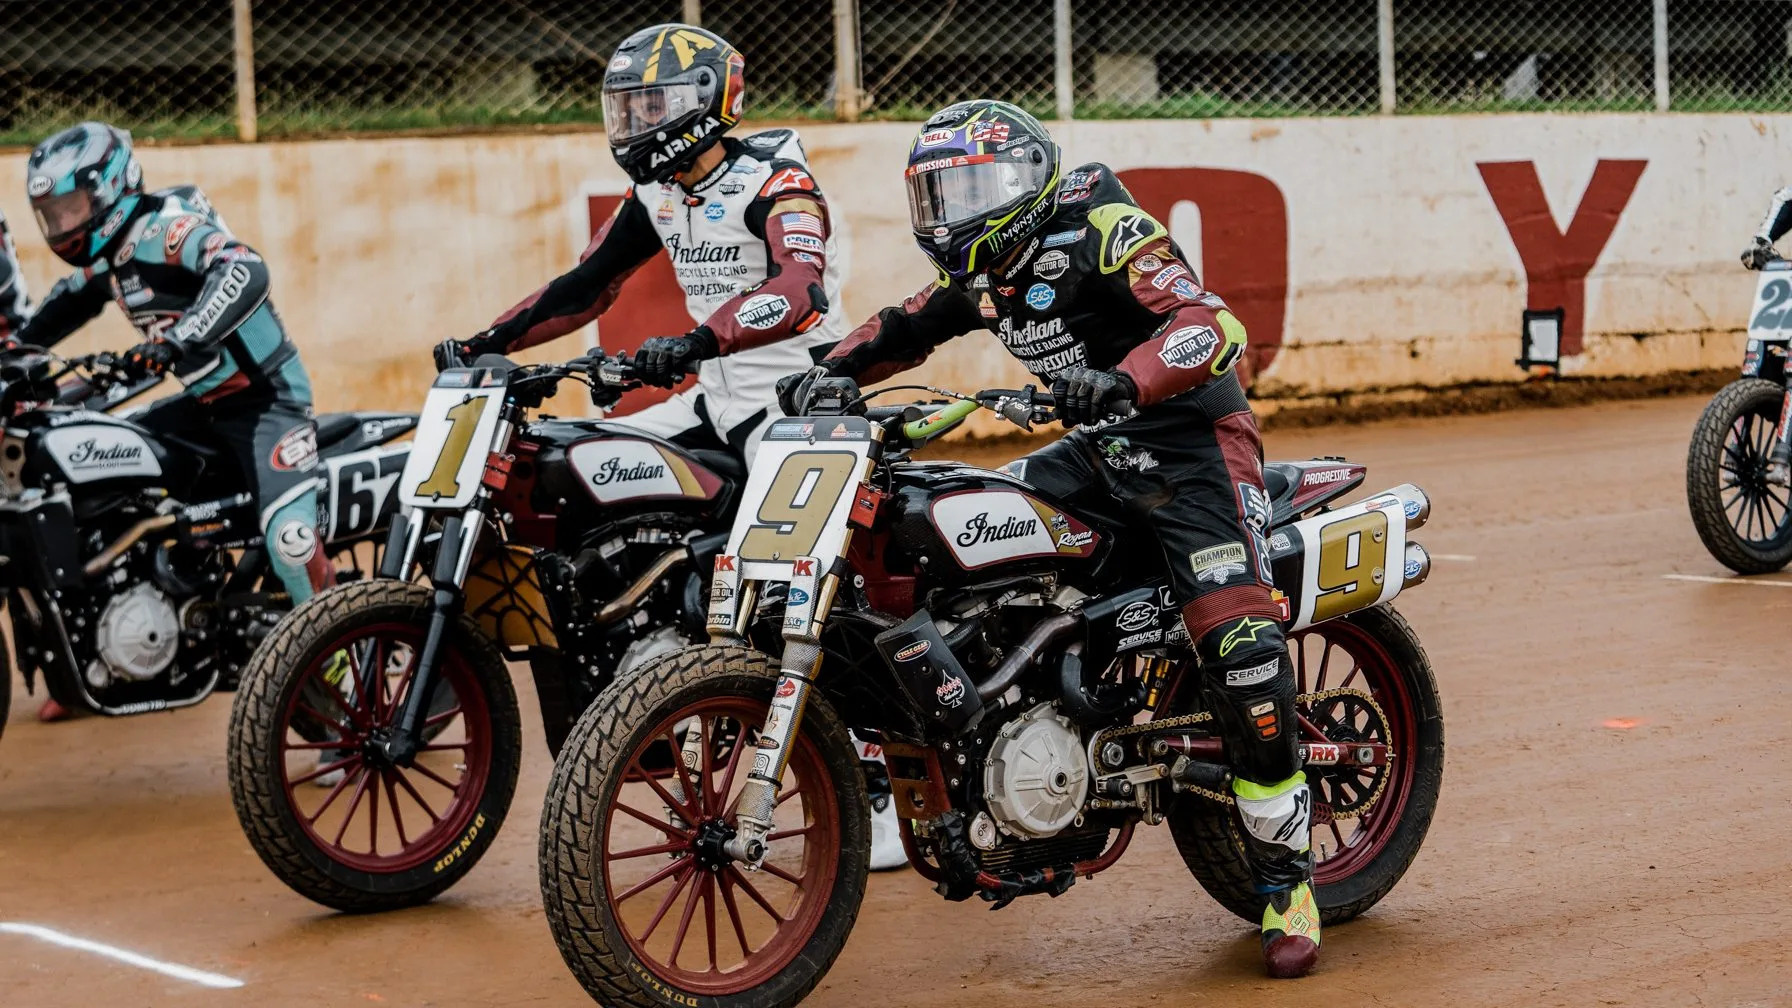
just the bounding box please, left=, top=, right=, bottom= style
left=853, top=732, right=909, bottom=871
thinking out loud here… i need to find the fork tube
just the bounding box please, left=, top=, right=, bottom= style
left=723, top=562, right=840, bottom=864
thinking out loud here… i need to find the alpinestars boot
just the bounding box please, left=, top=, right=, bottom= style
left=1233, top=772, right=1320, bottom=978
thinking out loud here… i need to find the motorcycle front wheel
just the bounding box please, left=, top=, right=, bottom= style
left=227, top=579, right=521, bottom=912
left=1685, top=378, right=1792, bottom=573
left=539, top=644, right=869, bottom=1008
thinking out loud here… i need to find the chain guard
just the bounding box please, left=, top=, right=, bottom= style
left=1094, top=687, right=1394, bottom=820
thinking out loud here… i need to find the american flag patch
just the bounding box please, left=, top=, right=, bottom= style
left=780, top=212, right=824, bottom=236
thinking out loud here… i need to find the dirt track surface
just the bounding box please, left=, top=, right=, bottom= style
left=3, top=394, right=1789, bottom=1008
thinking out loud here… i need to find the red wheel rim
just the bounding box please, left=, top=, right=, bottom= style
left=599, top=699, right=840, bottom=996
left=1288, top=619, right=1418, bottom=886
left=277, top=622, right=492, bottom=873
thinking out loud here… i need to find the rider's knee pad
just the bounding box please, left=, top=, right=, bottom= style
left=1188, top=606, right=1299, bottom=785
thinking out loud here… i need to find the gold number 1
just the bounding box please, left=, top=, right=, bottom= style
left=415, top=397, right=487, bottom=499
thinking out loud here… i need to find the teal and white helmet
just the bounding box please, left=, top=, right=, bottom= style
left=26, top=122, right=144, bottom=267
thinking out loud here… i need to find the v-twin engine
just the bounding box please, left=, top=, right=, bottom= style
left=981, top=702, right=1090, bottom=839
left=87, top=582, right=181, bottom=687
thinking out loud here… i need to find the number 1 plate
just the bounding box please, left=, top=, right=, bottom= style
left=398, top=376, right=506, bottom=509
left=1748, top=264, right=1792, bottom=342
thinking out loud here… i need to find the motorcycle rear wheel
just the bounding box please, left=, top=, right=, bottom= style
left=227, top=579, right=521, bottom=912
left=1168, top=603, right=1444, bottom=925
left=539, top=645, right=869, bottom=1008
left=1685, top=378, right=1792, bottom=574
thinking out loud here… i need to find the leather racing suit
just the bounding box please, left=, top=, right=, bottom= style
left=820, top=164, right=1313, bottom=898
left=482, top=128, right=843, bottom=463
left=16, top=186, right=331, bottom=601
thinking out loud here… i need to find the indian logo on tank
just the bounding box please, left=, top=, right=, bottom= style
left=568, top=438, right=716, bottom=505
left=929, top=489, right=1099, bottom=569
left=42, top=421, right=161, bottom=483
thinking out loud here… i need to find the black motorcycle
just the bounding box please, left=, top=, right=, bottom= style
left=1688, top=256, right=1792, bottom=572
left=540, top=381, right=1445, bottom=1008
left=0, top=347, right=414, bottom=729
left=227, top=351, right=745, bottom=912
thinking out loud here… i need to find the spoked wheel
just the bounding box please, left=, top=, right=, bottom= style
left=1686, top=378, right=1792, bottom=573
left=228, top=579, right=521, bottom=912
left=541, top=645, right=869, bottom=1008
left=1169, top=604, right=1444, bottom=925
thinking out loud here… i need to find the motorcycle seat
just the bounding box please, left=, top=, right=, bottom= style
left=316, top=411, right=415, bottom=451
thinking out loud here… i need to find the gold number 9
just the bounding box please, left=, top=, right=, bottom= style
left=1311, top=509, right=1389, bottom=623
left=738, top=451, right=860, bottom=562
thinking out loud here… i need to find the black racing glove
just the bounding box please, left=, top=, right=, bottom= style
left=1051, top=367, right=1137, bottom=429
left=776, top=365, right=832, bottom=417
left=119, top=339, right=180, bottom=381
left=635, top=328, right=718, bottom=388
left=1743, top=236, right=1779, bottom=271
left=437, top=328, right=509, bottom=371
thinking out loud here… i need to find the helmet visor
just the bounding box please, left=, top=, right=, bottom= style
left=905, top=154, right=1051, bottom=233
left=603, top=83, right=703, bottom=142
left=31, top=189, right=95, bottom=247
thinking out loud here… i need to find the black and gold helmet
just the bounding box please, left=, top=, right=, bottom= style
left=602, top=24, right=745, bottom=186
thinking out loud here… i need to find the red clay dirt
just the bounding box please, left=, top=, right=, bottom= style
left=2, top=394, right=1788, bottom=1007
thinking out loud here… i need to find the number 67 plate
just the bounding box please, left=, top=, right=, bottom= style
left=1748, top=262, right=1792, bottom=342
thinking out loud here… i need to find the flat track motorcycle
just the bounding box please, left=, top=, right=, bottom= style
left=1688, top=255, right=1792, bottom=572
left=228, top=352, right=745, bottom=911
left=0, top=346, right=413, bottom=735
left=540, top=382, right=1445, bottom=1007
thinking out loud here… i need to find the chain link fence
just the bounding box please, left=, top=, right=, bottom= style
left=4, top=0, right=1792, bottom=144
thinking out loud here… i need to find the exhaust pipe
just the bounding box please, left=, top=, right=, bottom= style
left=1401, top=541, right=1431, bottom=590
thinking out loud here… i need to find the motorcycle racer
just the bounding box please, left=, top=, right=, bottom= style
left=17, top=122, right=332, bottom=607
left=446, top=24, right=905, bottom=871
left=449, top=23, right=843, bottom=465
left=783, top=99, right=1321, bottom=978
left=1740, top=188, right=1792, bottom=484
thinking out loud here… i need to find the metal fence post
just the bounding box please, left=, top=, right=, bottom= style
left=682, top=0, right=701, bottom=26
left=832, top=0, right=861, bottom=121
left=1378, top=0, right=1395, bottom=113
left=1653, top=0, right=1670, bottom=111
left=1054, top=0, right=1073, bottom=120
left=233, top=0, right=257, bottom=141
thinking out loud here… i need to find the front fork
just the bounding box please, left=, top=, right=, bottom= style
left=378, top=509, right=484, bottom=765
left=687, top=554, right=841, bottom=866
left=372, top=409, right=512, bottom=765
left=1771, top=384, right=1792, bottom=484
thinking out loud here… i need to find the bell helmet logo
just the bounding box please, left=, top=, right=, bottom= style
left=27, top=175, right=52, bottom=198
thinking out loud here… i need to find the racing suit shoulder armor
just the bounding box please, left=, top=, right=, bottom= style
left=737, top=128, right=802, bottom=160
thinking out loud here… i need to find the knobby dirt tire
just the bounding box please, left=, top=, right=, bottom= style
left=1169, top=604, right=1444, bottom=926
left=227, top=579, right=521, bottom=913
left=539, top=644, right=869, bottom=1008
left=1685, top=378, right=1792, bottom=574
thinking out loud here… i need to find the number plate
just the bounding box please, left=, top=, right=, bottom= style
left=1748, top=264, right=1792, bottom=342
left=1285, top=492, right=1410, bottom=630
left=723, top=417, right=877, bottom=582
left=398, top=372, right=507, bottom=509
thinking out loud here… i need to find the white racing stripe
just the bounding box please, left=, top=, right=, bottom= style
left=0, top=922, right=245, bottom=990
left=1662, top=573, right=1792, bottom=588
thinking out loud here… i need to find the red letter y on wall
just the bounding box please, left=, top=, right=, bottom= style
left=1478, top=159, right=1646, bottom=356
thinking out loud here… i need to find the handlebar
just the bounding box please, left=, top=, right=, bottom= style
left=891, top=386, right=1134, bottom=444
